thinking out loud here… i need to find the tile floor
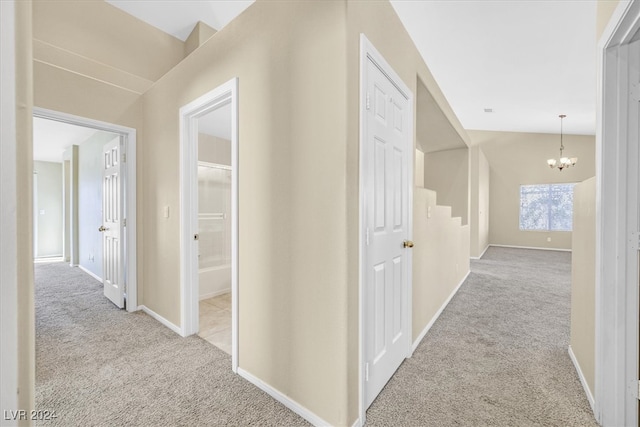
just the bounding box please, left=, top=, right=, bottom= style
left=198, top=292, right=232, bottom=354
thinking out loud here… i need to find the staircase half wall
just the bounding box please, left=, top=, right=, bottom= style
left=412, top=187, right=470, bottom=348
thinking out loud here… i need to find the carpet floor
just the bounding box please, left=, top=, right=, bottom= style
left=36, top=247, right=596, bottom=426
left=366, top=247, right=597, bottom=426
left=34, top=263, right=310, bottom=427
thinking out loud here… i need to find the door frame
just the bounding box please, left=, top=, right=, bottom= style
left=179, top=78, right=239, bottom=373
left=32, top=107, right=138, bottom=311
left=358, top=34, right=414, bottom=425
left=596, top=1, right=640, bottom=425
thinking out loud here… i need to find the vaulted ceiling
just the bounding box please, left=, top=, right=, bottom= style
left=106, top=0, right=597, bottom=136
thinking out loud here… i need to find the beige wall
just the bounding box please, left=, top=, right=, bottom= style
left=413, top=187, right=470, bottom=341
left=570, top=176, right=596, bottom=396
left=185, top=21, right=217, bottom=57
left=470, top=145, right=490, bottom=258
left=32, top=0, right=184, bottom=83
left=33, top=161, right=63, bottom=258
left=469, top=130, right=595, bottom=250
left=142, top=2, right=349, bottom=424
left=424, top=148, right=469, bottom=225
left=596, top=0, right=620, bottom=42
left=415, top=149, right=425, bottom=187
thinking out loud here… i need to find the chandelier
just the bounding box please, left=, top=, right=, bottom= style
left=547, top=114, right=577, bottom=171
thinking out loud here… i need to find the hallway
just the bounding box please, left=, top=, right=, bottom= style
left=34, top=262, right=309, bottom=426
left=367, top=247, right=597, bottom=426
left=34, top=248, right=596, bottom=426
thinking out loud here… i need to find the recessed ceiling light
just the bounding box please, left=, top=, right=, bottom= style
left=484, top=108, right=493, bottom=113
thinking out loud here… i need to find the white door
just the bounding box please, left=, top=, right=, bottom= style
left=101, top=136, right=125, bottom=308
left=364, top=56, right=411, bottom=408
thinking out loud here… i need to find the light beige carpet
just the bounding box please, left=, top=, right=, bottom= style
left=36, top=247, right=596, bottom=426
left=366, top=247, right=598, bottom=426
left=34, top=262, right=310, bottom=427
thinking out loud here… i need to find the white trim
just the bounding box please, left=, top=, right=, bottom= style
left=78, top=265, right=102, bottom=283
left=488, top=244, right=571, bottom=252
left=138, top=305, right=181, bottom=335
left=33, top=172, right=38, bottom=258
left=198, top=161, right=231, bottom=171
left=199, top=289, right=231, bottom=301
left=237, top=368, right=332, bottom=427
left=1, top=0, right=19, bottom=417
left=34, top=255, right=63, bottom=260
left=596, top=2, right=640, bottom=426
left=350, top=418, right=362, bottom=427
left=412, top=270, right=470, bottom=352
left=358, top=34, right=414, bottom=424
left=179, top=78, right=239, bottom=373
left=470, top=244, right=490, bottom=260
left=32, top=107, right=138, bottom=312
left=568, top=345, right=595, bottom=414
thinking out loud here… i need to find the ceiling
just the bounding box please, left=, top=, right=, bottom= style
left=34, top=2, right=598, bottom=162
left=390, top=0, right=597, bottom=136
left=104, top=1, right=596, bottom=137
left=105, top=0, right=255, bottom=41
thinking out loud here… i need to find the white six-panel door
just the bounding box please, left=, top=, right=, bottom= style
left=102, top=136, right=125, bottom=308
left=364, top=55, right=411, bottom=408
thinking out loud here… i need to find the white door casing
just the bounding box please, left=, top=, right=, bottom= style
left=596, top=1, right=640, bottom=425
left=102, top=136, right=125, bottom=308
left=360, top=34, right=414, bottom=415
left=179, top=78, right=239, bottom=373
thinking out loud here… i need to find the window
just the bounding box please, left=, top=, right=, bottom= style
left=519, top=183, right=576, bottom=231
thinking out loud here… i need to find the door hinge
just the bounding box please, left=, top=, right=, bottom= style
left=123, top=218, right=126, bottom=227
left=637, top=380, right=640, bottom=399
left=632, top=83, right=640, bottom=102
left=366, top=92, right=371, bottom=111
left=365, top=362, right=369, bottom=382
left=122, top=152, right=126, bottom=163
left=629, top=231, right=640, bottom=251
left=366, top=227, right=370, bottom=246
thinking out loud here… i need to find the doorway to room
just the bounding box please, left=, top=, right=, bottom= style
left=32, top=108, right=138, bottom=310
left=196, top=109, right=233, bottom=355
left=180, top=79, right=239, bottom=371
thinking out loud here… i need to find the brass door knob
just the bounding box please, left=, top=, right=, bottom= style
left=403, top=240, right=414, bottom=248
left=98, top=225, right=109, bottom=232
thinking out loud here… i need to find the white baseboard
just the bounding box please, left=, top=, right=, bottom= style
left=138, top=305, right=182, bottom=336
left=237, top=367, right=332, bottom=427
left=489, top=244, right=571, bottom=252
left=412, top=270, right=470, bottom=353
left=78, top=264, right=102, bottom=282
left=350, top=417, right=362, bottom=427
left=470, top=244, right=490, bottom=260
left=199, top=288, right=231, bottom=300
left=568, top=346, right=595, bottom=413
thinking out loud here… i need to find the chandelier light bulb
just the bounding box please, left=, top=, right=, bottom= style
left=546, top=114, right=578, bottom=172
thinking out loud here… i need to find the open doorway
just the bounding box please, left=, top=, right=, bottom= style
left=32, top=108, right=137, bottom=310
left=180, top=79, right=238, bottom=371
left=196, top=105, right=233, bottom=354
